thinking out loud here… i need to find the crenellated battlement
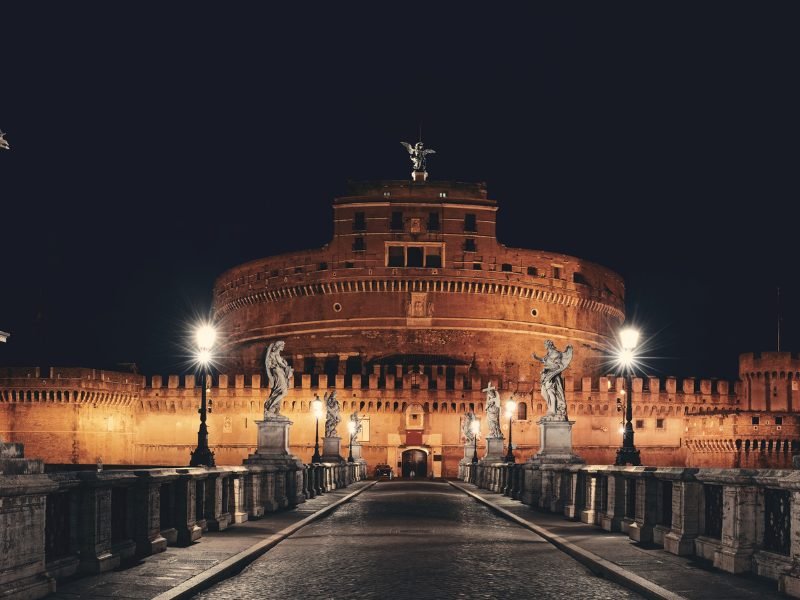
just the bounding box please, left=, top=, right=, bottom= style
left=739, top=352, right=800, bottom=377
left=0, top=367, right=143, bottom=406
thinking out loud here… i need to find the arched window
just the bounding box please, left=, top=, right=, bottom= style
left=517, top=402, right=527, bottom=420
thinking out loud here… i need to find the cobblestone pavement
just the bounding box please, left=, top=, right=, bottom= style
left=452, top=482, right=785, bottom=600
left=197, top=480, right=643, bottom=600
left=46, top=482, right=372, bottom=599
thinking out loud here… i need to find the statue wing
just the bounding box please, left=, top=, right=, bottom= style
left=422, top=149, right=436, bottom=156
left=562, top=346, right=574, bottom=371
left=400, top=141, right=413, bottom=154
left=264, top=343, right=276, bottom=388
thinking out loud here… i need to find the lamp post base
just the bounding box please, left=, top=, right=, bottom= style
left=189, top=446, right=215, bottom=467
left=614, top=446, right=641, bottom=466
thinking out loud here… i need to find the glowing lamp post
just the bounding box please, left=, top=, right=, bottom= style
left=347, top=420, right=356, bottom=463
left=311, top=394, right=323, bottom=463
left=614, top=327, right=641, bottom=466
left=470, top=420, right=480, bottom=464
left=189, top=324, right=217, bottom=467
left=504, top=397, right=517, bottom=463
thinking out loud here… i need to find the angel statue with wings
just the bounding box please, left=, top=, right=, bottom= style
left=533, top=340, right=574, bottom=420
left=324, top=390, right=340, bottom=438
left=482, top=382, right=503, bottom=438
left=263, top=340, right=293, bottom=418
left=0, top=131, right=9, bottom=150
left=349, top=411, right=363, bottom=444
left=462, top=411, right=478, bottom=443
left=401, top=141, right=436, bottom=172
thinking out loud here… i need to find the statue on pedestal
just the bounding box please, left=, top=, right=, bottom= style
left=533, top=340, right=573, bottom=421
left=482, top=382, right=502, bottom=438
left=263, top=341, right=293, bottom=418
left=324, top=391, right=340, bottom=437
left=462, top=411, right=477, bottom=442
left=349, top=411, right=363, bottom=444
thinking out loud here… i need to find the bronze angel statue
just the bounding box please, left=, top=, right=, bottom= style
left=0, top=131, right=9, bottom=150
left=263, top=340, right=293, bottom=417
left=533, top=340, right=573, bottom=420
left=401, top=141, right=436, bottom=172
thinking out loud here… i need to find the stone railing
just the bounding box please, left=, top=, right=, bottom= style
left=462, top=461, right=800, bottom=597
left=1, top=459, right=363, bottom=600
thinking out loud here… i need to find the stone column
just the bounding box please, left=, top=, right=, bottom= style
left=628, top=468, right=658, bottom=543
left=131, top=470, right=170, bottom=557
left=261, top=468, right=278, bottom=513
left=205, top=471, right=232, bottom=531
left=520, top=463, right=541, bottom=506
left=562, top=466, right=584, bottom=519
left=664, top=471, right=702, bottom=556
left=231, top=469, right=249, bottom=524
left=600, top=471, right=625, bottom=532
left=0, top=449, right=58, bottom=597
left=714, top=484, right=758, bottom=573
left=244, top=467, right=266, bottom=518
left=580, top=469, right=601, bottom=525
left=174, top=469, right=203, bottom=545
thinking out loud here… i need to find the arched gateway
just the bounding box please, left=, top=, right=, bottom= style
left=401, top=448, right=427, bottom=478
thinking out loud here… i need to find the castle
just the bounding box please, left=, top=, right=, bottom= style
left=1, top=178, right=798, bottom=475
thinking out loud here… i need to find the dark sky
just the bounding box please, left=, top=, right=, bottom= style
left=1, top=5, right=798, bottom=381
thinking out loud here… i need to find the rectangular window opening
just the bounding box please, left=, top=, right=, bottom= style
left=464, top=213, right=477, bottom=232
left=390, top=211, right=403, bottom=230
left=353, top=212, right=366, bottom=231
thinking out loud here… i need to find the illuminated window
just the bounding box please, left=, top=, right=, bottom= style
left=517, top=403, right=527, bottom=420
left=385, top=243, right=445, bottom=268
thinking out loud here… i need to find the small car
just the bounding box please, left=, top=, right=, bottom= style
left=374, top=464, right=393, bottom=479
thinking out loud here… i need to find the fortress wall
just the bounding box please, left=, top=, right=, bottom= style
left=2, top=367, right=797, bottom=471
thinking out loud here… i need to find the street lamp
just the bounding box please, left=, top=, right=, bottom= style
left=311, top=394, right=323, bottom=463
left=504, top=397, right=517, bottom=463
left=189, top=323, right=217, bottom=467
left=347, top=420, right=356, bottom=463
left=470, top=419, right=480, bottom=464
left=614, top=327, right=641, bottom=466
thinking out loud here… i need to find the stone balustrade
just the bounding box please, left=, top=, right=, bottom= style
left=1, top=460, right=362, bottom=600
left=462, top=461, right=800, bottom=597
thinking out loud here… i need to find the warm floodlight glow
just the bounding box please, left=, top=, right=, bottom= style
left=348, top=420, right=357, bottom=434
left=505, top=398, right=517, bottom=417
left=470, top=420, right=480, bottom=435
left=618, top=348, right=635, bottom=368
left=619, top=426, right=625, bottom=434
left=196, top=349, right=212, bottom=365
left=195, top=324, right=217, bottom=351
left=619, top=327, right=640, bottom=351
left=311, top=396, right=323, bottom=417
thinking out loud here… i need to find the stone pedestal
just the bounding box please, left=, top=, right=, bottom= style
left=481, top=436, right=505, bottom=462
left=321, top=436, right=345, bottom=463
left=531, top=419, right=584, bottom=465
left=0, top=443, right=58, bottom=599
left=244, top=416, right=305, bottom=506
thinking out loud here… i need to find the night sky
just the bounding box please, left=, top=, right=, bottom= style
left=1, top=5, right=798, bottom=381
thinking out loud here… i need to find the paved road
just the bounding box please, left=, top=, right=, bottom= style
left=197, top=480, right=642, bottom=599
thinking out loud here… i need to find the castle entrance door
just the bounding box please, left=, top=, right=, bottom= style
left=401, top=449, right=427, bottom=478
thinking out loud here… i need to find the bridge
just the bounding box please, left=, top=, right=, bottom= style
left=1, top=439, right=796, bottom=600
